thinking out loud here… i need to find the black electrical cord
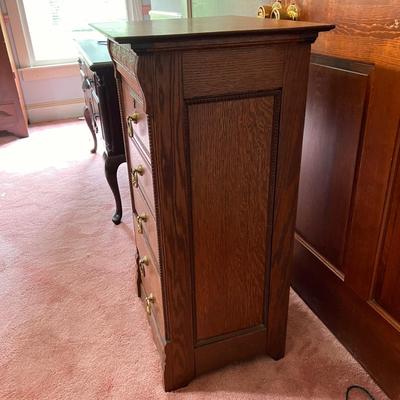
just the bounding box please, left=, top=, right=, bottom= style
left=346, top=385, right=376, bottom=400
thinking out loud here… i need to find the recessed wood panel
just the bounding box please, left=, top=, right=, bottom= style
left=375, top=138, right=400, bottom=322
left=188, top=94, right=276, bottom=341
left=293, top=47, right=400, bottom=397
left=296, top=60, right=369, bottom=270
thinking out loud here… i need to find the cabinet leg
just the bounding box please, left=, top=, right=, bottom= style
left=104, top=153, right=126, bottom=225
left=83, top=106, right=97, bottom=154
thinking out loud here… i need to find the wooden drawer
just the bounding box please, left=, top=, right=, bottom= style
left=121, top=79, right=150, bottom=157
left=134, top=189, right=159, bottom=264
left=129, top=138, right=155, bottom=215
left=136, top=232, right=164, bottom=338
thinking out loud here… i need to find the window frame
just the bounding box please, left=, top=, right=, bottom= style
left=5, top=0, right=137, bottom=67
left=4, top=0, right=192, bottom=68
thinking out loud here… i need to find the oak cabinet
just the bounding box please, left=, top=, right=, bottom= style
left=92, top=16, right=332, bottom=391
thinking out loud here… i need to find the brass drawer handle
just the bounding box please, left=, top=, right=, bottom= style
left=131, top=165, right=145, bottom=188
left=126, top=112, right=140, bottom=138
left=145, top=293, right=155, bottom=315
left=136, top=213, right=148, bottom=234
left=139, top=255, right=149, bottom=276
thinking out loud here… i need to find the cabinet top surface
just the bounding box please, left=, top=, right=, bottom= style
left=90, top=16, right=334, bottom=45
left=75, top=39, right=112, bottom=70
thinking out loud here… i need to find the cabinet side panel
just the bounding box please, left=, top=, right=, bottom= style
left=188, top=94, right=275, bottom=342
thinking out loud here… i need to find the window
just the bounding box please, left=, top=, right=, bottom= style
left=20, top=0, right=129, bottom=65
left=191, top=0, right=259, bottom=17
left=147, top=0, right=187, bottom=19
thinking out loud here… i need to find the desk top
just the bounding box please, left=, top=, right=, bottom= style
left=75, top=38, right=112, bottom=70
left=91, top=16, right=334, bottom=46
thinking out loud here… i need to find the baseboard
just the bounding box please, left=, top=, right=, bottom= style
left=26, top=98, right=84, bottom=123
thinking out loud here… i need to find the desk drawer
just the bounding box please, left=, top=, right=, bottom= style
left=129, top=138, right=155, bottom=215
left=134, top=189, right=159, bottom=265
left=136, top=233, right=164, bottom=338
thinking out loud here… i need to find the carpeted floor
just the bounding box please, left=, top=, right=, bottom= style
left=0, top=120, right=388, bottom=400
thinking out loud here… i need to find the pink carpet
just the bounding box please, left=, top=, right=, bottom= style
left=0, top=120, right=388, bottom=400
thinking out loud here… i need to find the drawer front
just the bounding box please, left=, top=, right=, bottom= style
left=121, top=79, right=150, bottom=157
left=129, top=138, right=155, bottom=215
left=134, top=189, right=159, bottom=265
left=136, top=232, right=164, bottom=338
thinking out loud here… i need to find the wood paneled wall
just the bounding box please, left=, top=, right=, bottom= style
left=299, top=0, right=400, bottom=68
left=294, top=1, right=400, bottom=398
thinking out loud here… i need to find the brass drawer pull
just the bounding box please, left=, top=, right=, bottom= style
left=131, top=165, right=145, bottom=188
left=145, top=293, right=155, bottom=315
left=136, top=213, right=148, bottom=234
left=127, top=112, right=140, bottom=138
left=139, top=255, right=149, bottom=276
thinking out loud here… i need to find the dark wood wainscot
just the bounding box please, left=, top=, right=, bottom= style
left=294, top=1, right=400, bottom=398
left=92, top=16, right=333, bottom=391
left=76, top=39, right=126, bottom=224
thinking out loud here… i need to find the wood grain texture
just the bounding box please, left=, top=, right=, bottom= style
left=344, top=68, right=400, bottom=299
left=120, top=79, right=151, bottom=159
left=296, top=60, right=370, bottom=271
left=183, top=46, right=284, bottom=99
left=189, top=94, right=275, bottom=341
left=129, top=136, right=155, bottom=217
left=139, top=283, right=167, bottom=358
left=133, top=180, right=159, bottom=266
left=92, top=16, right=333, bottom=46
left=266, top=43, right=311, bottom=359
left=375, top=124, right=400, bottom=322
left=298, top=0, right=400, bottom=69
left=292, top=51, right=400, bottom=399
left=136, top=231, right=165, bottom=338
left=293, top=240, right=400, bottom=398
left=101, top=16, right=332, bottom=391
left=137, top=51, right=196, bottom=391
left=195, top=327, right=266, bottom=375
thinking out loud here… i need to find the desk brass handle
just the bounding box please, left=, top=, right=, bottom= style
left=136, top=213, right=147, bottom=234
left=131, top=165, right=144, bottom=188
left=127, top=112, right=140, bottom=137
left=139, top=256, right=149, bottom=276
left=145, top=293, right=155, bottom=315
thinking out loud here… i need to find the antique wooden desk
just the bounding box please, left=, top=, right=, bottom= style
left=92, top=16, right=333, bottom=391
left=76, top=39, right=126, bottom=224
